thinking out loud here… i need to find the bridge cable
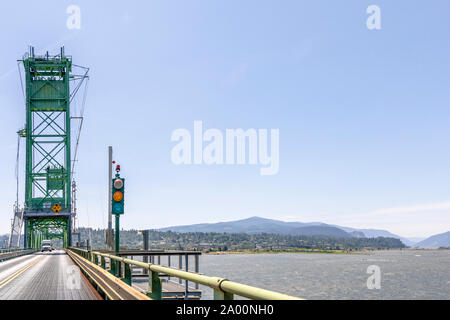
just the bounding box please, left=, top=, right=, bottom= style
left=71, top=72, right=90, bottom=180
left=17, top=61, right=25, bottom=105
left=15, top=60, right=25, bottom=207
left=15, top=134, right=20, bottom=207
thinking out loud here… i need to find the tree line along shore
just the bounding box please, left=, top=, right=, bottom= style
left=72, top=228, right=406, bottom=252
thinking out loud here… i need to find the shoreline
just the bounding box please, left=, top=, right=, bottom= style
left=203, top=249, right=369, bottom=255
left=202, top=248, right=441, bottom=255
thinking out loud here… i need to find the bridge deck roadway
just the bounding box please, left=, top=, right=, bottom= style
left=0, top=250, right=101, bottom=300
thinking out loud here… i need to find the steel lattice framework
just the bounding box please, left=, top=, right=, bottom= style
left=15, top=47, right=88, bottom=249
left=24, top=53, right=71, bottom=211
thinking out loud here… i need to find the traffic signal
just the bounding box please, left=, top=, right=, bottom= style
left=112, top=176, right=125, bottom=214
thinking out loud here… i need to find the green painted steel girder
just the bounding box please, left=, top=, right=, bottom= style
left=26, top=217, right=69, bottom=248
left=20, top=47, right=86, bottom=250
left=23, top=53, right=72, bottom=213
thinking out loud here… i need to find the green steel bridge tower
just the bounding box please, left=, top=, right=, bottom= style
left=10, top=46, right=88, bottom=249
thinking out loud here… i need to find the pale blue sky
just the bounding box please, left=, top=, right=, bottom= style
left=1, top=1, right=450, bottom=237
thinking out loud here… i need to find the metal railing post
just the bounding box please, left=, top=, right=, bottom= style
left=185, top=254, right=189, bottom=298
left=110, top=259, right=117, bottom=276
left=168, top=255, right=171, bottom=280
left=195, top=255, right=199, bottom=289
left=123, top=263, right=132, bottom=286
left=116, top=260, right=121, bottom=277
left=147, top=270, right=162, bottom=300
left=214, top=288, right=234, bottom=300
left=179, top=255, right=182, bottom=284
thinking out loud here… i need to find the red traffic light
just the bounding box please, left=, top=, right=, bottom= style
left=116, top=165, right=121, bottom=172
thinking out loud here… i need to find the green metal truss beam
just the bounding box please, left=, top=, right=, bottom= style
left=24, top=54, right=72, bottom=213
left=20, top=48, right=86, bottom=250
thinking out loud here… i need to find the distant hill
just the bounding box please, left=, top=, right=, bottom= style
left=159, top=216, right=405, bottom=241
left=349, top=231, right=366, bottom=238
left=331, top=225, right=416, bottom=246
left=290, top=225, right=351, bottom=238
left=407, top=237, right=426, bottom=243
left=159, top=217, right=323, bottom=235
left=415, top=231, right=450, bottom=248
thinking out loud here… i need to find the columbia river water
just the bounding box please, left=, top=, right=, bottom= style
left=195, top=249, right=449, bottom=300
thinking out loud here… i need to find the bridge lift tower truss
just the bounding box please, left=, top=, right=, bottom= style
left=9, top=46, right=88, bottom=249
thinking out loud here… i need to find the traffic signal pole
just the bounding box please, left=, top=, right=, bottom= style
left=108, top=146, right=113, bottom=250
left=111, top=164, right=125, bottom=255
left=115, top=214, right=120, bottom=255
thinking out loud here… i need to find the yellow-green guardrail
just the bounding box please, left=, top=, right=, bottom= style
left=68, top=247, right=303, bottom=300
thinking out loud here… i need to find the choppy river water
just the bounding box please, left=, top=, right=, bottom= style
left=194, top=249, right=449, bottom=299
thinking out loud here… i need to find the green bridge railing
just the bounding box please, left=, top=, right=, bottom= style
left=68, top=247, right=303, bottom=300
left=0, top=248, right=24, bottom=254
left=0, top=248, right=35, bottom=262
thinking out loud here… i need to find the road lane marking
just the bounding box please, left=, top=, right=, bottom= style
left=0, top=256, right=45, bottom=289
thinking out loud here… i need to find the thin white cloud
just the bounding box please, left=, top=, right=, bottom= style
left=371, top=201, right=450, bottom=215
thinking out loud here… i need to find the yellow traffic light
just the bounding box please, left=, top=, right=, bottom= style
left=113, top=191, right=123, bottom=202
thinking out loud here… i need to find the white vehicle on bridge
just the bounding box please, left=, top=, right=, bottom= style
left=41, top=240, right=53, bottom=252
